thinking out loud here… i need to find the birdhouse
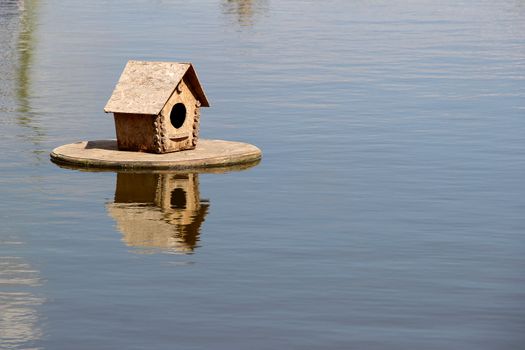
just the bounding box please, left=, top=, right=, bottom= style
left=104, top=60, right=210, bottom=153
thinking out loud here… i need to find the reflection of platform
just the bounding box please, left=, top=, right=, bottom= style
left=50, top=139, right=262, bottom=170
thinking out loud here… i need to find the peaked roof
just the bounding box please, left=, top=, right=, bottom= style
left=104, top=60, right=210, bottom=115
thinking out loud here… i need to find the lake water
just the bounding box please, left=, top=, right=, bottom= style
left=1, top=0, right=524, bottom=349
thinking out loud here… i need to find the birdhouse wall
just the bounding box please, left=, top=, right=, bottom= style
left=158, top=77, right=200, bottom=153
left=114, top=113, right=157, bottom=152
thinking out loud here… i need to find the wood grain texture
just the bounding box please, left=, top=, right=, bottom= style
left=50, top=139, right=262, bottom=170
left=104, top=60, right=209, bottom=115
left=160, top=76, right=199, bottom=153
left=114, top=113, right=156, bottom=152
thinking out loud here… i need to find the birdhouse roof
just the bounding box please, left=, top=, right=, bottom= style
left=104, top=60, right=210, bottom=115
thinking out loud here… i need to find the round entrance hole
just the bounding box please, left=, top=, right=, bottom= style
left=170, top=103, right=186, bottom=129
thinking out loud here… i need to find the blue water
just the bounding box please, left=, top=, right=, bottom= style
left=1, top=0, right=524, bottom=349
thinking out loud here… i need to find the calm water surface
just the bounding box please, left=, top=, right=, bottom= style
left=1, top=0, right=524, bottom=349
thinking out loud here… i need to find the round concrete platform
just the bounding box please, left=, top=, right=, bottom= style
left=50, top=139, right=262, bottom=170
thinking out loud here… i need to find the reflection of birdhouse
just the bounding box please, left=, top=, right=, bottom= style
left=104, top=61, right=210, bottom=153
left=107, top=172, right=209, bottom=253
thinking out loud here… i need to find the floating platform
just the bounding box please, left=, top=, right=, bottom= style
left=50, top=139, right=262, bottom=170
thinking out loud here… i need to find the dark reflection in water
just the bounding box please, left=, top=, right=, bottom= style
left=221, top=0, right=268, bottom=27
left=107, top=173, right=210, bottom=254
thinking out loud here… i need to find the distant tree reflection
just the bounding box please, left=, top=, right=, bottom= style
left=16, top=0, right=45, bottom=145
left=222, top=0, right=269, bottom=27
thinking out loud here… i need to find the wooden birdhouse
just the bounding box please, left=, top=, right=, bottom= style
left=104, top=60, right=210, bottom=153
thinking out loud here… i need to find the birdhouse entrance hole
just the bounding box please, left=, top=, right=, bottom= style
left=170, top=103, right=186, bottom=129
